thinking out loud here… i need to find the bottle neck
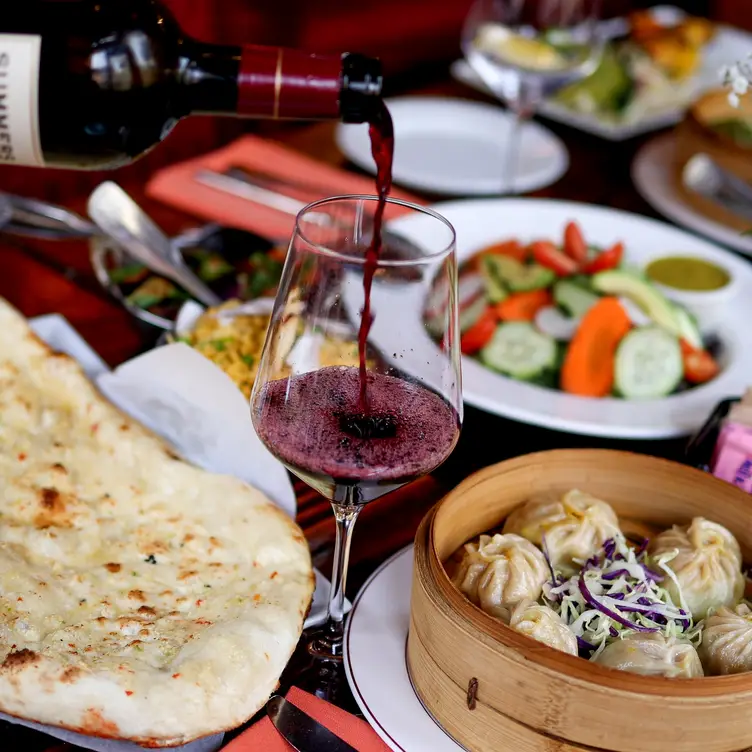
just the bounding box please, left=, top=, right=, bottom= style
left=178, top=41, right=383, bottom=124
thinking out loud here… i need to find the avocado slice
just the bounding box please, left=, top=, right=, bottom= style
left=480, top=256, right=509, bottom=303
left=555, top=44, right=633, bottom=115
left=485, top=255, right=555, bottom=292
left=591, top=269, right=682, bottom=337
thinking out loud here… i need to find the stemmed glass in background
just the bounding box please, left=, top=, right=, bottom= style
left=462, top=0, right=604, bottom=193
left=251, top=195, right=462, bottom=703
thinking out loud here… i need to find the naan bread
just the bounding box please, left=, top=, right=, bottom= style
left=0, top=300, right=314, bottom=746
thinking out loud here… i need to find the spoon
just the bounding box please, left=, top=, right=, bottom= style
left=682, top=153, right=752, bottom=222
left=87, top=182, right=222, bottom=307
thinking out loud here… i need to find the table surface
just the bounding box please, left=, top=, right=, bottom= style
left=2, top=67, right=712, bottom=750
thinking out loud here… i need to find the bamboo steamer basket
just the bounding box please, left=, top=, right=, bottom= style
left=407, top=449, right=752, bottom=752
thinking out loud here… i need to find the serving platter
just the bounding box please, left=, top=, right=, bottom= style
left=450, top=23, right=752, bottom=142
left=343, top=198, right=752, bottom=439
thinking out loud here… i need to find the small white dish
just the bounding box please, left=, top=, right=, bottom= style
left=335, top=96, right=569, bottom=196
left=345, top=545, right=462, bottom=752
left=640, top=251, right=741, bottom=335
left=632, top=134, right=752, bottom=258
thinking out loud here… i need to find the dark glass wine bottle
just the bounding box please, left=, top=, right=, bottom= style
left=0, top=0, right=383, bottom=170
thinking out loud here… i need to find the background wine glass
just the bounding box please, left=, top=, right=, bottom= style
left=462, top=0, right=604, bottom=193
left=250, top=195, right=462, bottom=701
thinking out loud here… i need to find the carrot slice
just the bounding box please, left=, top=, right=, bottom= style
left=460, top=308, right=498, bottom=355
left=561, top=297, right=632, bottom=398
left=563, top=221, right=588, bottom=263
left=496, top=289, right=552, bottom=322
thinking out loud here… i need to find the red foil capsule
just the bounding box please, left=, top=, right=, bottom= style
left=237, top=45, right=342, bottom=120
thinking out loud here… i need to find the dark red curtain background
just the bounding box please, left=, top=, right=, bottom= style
left=0, top=0, right=746, bottom=200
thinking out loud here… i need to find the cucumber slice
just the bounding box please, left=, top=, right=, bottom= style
left=614, top=327, right=683, bottom=400
left=480, top=322, right=557, bottom=380
left=553, top=279, right=600, bottom=318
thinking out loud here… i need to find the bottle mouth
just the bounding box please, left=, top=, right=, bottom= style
left=339, top=53, right=384, bottom=124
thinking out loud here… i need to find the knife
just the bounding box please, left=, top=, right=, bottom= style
left=266, top=694, right=359, bottom=752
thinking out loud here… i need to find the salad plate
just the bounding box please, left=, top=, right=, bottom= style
left=344, top=545, right=462, bottom=752
left=343, top=198, right=752, bottom=439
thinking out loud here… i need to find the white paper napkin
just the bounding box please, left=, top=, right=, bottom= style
left=96, top=342, right=296, bottom=515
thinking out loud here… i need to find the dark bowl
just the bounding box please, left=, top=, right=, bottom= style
left=90, top=224, right=285, bottom=331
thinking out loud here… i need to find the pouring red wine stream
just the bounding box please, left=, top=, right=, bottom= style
left=357, top=101, right=394, bottom=411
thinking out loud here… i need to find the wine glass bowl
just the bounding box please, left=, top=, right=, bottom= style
left=250, top=195, right=461, bottom=682
left=462, top=0, right=603, bottom=191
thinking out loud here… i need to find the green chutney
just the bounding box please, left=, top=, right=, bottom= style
left=645, top=256, right=730, bottom=292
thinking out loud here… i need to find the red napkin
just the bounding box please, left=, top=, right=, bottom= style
left=145, top=134, right=422, bottom=242
left=224, top=686, right=391, bottom=751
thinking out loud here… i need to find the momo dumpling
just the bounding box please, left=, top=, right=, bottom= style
left=508, top=599, right=578, bottom=656
left=595, top=632, right=704, bottom=679
left=503, top=489, right=620, bottom=576
left=450, top=533, right=549, bottom=622
left=649, top=518, right=744, bottom=620
left=699, top=603, right=752, bottom=675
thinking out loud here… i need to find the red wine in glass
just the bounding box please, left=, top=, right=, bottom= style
left=254, top=366, right=459, bottom=503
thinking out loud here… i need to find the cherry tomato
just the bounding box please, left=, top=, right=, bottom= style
left=530, top=241, right=579, bottom=276
left=563, top=221, right=588, bottom=263
left=582, top=242, right=624, bottom=275
left=460, top=308, right=497, bottom=355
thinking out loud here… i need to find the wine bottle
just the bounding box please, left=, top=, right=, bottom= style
left=0, top=0, right=383, bottom=170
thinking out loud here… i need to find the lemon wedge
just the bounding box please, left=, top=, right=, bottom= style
left=475, top=24, right=566, bottom=71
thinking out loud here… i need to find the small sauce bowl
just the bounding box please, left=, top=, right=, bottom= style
left=644, top=253, right=740, bottom=334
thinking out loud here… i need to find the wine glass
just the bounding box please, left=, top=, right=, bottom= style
left=462, top=0, right=604, bottom=193
left=251, top=194, right=462, bottom=701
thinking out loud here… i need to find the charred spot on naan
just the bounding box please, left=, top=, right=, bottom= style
left=1, top=648, right=40, bottom=672
left=78, top=707, right=121, bottom=739
left=33, top=487, right=74, bottom=529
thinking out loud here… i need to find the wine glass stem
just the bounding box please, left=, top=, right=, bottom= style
left=503, top=80, right=539, bottom=195
left=503, top=109, right=524, bottom=194
left=310, top=496, right=362, bottom=659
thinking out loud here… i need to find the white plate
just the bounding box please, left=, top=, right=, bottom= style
left=450, top=24, right=752, bottom=142
left=335, top=96, right=569, bottom=195
left=345, top=545, right=462, bottom=752
left=632, top=133, right=752, bottom=257
left=342, top=198, right=752, bottom=439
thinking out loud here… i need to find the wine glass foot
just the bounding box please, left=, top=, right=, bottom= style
left=281, top=627, right=359, bottom=713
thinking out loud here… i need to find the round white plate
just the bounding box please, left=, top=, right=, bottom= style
left=335, top=96, right=569, bottom=196
left=342, top=198, right=752, bottom=438
left=344, top=545, right=462, bottom=752
left=631, top=133, right=752, bottom=257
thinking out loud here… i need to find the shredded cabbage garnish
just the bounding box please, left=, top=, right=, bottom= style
left=542, top=534, right=701, bottom=659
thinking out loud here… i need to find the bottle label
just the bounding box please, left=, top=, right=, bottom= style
left=0, top=34, right=44, bottom=167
